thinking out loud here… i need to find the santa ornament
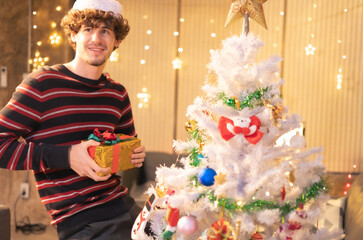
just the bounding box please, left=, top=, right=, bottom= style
left=218, top=115, right=264, bottom=144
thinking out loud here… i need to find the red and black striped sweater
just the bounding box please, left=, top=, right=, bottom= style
left=0, top=65, right=136, bottom=226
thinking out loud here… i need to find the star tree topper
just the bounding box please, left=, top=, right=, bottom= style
left=225, top=0, right=268, bottom=29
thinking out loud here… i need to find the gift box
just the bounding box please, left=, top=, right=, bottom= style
left=87, top=129, right=141, bottom=176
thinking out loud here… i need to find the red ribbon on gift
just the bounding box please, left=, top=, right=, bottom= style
left=88, top=134, right=135, bottom=174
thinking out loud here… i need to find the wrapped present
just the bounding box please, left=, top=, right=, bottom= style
left=87, top=129, right=141, bottom=176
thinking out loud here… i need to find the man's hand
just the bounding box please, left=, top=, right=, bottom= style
left=131, top=145, right=146, bottom=168
left=69, top=140, right=112, bottom=181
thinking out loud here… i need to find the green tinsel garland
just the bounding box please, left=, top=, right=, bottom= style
left=218, top=87, right=270, bottom=110
left=198, top=179, right=327, bottom=219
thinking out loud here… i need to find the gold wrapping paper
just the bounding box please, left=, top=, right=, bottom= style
left=88, top=134, right=141, bottom=176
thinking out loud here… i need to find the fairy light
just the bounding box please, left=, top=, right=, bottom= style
left=50, top=33, right=62, bottom=45
left=144, top=45, right=150, bottom=50
left=172, top=57, right=183, bottom=69
left=173, top=31, right=180, bottom=36
left=37, top=41, right=42, bottom=46
left=137, top=87, right=151, bottom=109
left=337, top=68, right=343, bottom=90
left=32, top=11, right=37, bottom=15
left=51, top=22, right=57, bottom=28
left=140, top=59, right=146, bottom=65
left=265, top=191, right=270, bottom=197
left=146, top=30, right=152, bottom=35
left=305, top=44, right=316, bottom=55
left=110, top=51, right=119, bottom=62
left=211, top=33, right=216, bottom=38
left=179, top=18, right=185, bottom=22
left=178, top=48, right=183, bottom=53
left=33, top=25, right=38, bottom=29
left=56, top=6, right=62, bottom=11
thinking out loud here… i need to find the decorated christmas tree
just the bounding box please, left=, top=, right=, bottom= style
left=132, top=1, right=344, bottom=239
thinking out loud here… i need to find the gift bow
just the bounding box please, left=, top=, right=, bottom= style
left=88, top=128, right=121, bottom=145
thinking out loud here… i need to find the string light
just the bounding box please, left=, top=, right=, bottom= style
left=211, top=33, right=216, bottom=38
left=137, top=87, right=151, bottom=109
left=178, top=48, right=183, bottom=53
left=32, top=11, right=37, bottom=15
left=337, top=68, right=342, bottom=90
left=33, top=25, right=38, bottom=29
left=179, top=18, right=185, bottom=22
left=172, top=57, right=183, bottom=69
left=305, top=44, right=316, bottom=55
left=140, top=59, right=146, bottom=65
left=37, top=41, right=42, bottom=46
left=110, top=51, right=119, bottom=62
left=144, top=45, right=150, bottom=50
left=173, top=31, right=180, bottom=36
left=50, top=33, right=62, bottom=45
left=56, top=6, right=62, bottom=11
left=146, top=30, right=152, bottom=35
left=51, top=22, right=57, bottom=28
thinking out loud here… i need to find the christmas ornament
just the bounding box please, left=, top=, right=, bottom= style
left=162, top=207, right=180, bottom=239
left=281, top=185, right=286, bottom=201
left=162, top=189, right=180, bottom=239
left=295, top=204, right=307, bottom=219
left=132, top=193, right=158, bottom=239
left=198, top=168, right=217, bottom=186
left=185, top=120, right=197, bottom=132
left=207, top=218, right=235, bottom=240
left=289, top=133, right=306, bottom=148
left=263, top=99, right=285, bottom=126
left=214, top=172, right=227, bottom=185
left=218, top=115, right=264, bottom=144
left=250, top=232, right=263, bottom=240
left=225, top=0, right=268, bottom=29
left=177, top=215, right=198, bottom=235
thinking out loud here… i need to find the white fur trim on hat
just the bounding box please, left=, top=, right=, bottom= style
left=73, top=0, right=123, bottom=16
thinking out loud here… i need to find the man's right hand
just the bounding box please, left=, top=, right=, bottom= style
left=69, top=140, right=112, bottom=181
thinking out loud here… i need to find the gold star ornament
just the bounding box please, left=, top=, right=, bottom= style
left=225, top=0, right=268, bottom=29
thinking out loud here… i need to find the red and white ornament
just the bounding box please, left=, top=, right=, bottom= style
left=218, top=115, right=264, bottom=144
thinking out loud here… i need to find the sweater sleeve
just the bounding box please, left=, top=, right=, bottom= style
left=114, top=88, right=136, bottom=137
left=0, top=75, right=71, bottom=171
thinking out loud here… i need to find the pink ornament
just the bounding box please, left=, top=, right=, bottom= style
left=177, top=216, right=198, bottom=235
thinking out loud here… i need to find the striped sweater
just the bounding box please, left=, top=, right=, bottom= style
left=0, top=65, right=136, bottom=225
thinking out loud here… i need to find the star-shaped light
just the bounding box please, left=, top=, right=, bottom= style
left=214, top=172, right=227, bottom=185
left=225, top=0, right=268, bottom=29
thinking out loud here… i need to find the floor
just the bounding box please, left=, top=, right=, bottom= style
left=11, top=224, right=58, bottom=240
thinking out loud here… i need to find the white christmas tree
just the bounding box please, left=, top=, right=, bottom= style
left=132, top=2, right=344, bottom=240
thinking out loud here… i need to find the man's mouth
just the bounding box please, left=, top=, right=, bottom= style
left=88, top=47, right=105, bottom=52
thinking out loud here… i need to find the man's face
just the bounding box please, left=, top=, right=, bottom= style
left=72, top=23, right=120, bottom=67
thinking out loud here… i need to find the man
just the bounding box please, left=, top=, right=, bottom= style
left=0, top=0, right=145, bottom=239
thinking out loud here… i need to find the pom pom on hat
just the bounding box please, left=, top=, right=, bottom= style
left=73, top=0, right=123, bottom=16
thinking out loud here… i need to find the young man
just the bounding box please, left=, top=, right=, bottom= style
left=0, top=0, right=145, bottom=239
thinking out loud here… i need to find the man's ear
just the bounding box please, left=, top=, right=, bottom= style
left=114, top=40, right=121, bottom=48
left=71, top=32, right=77, bottom=42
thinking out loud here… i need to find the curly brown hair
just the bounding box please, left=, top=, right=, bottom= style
left=61, top=9, right=130, bottom=50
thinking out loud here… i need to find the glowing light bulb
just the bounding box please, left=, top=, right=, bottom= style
left=211, top=33, right=216, bottom=38
left=180, top=18, right=185, bottom=22
left=348, top=174, right=352, bottom=179
left=173, top=31, right=179, bottom=36
left=178, top=48, right=183, bottom=53
left=280, top=11, right=284, bottom=16
left=144, top=45, right=150, bottom=50
left=33, top=11, right=37, bottom=15
left=146, top=30, right=152, bottom=35
left=140, top=59, right=146, bottom=64
left=33, top=25, right=38, bottom=29
left=56, top=6, right=62, bottom=11
left=265, top=191, right=270, bottom=197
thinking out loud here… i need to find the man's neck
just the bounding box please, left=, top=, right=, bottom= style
left=64, top=59, right=105, bottom=80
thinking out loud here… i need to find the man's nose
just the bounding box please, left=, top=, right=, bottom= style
left=91, top=32, right=102, bottom=43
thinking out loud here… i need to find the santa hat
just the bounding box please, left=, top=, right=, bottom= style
left=73, top=0, right=123, bottom=16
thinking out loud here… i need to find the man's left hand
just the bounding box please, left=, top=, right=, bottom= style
left=131, top=145, right=146, bottom=168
